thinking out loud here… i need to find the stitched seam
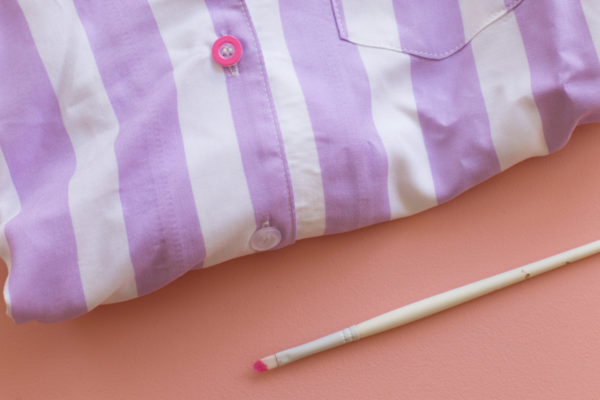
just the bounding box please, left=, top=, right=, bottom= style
left=238, top=0, right=296, bottom=239
left=402, top=0, right=522, bottom=57
left=335, top=0, right=522, bottom=58
left=331, top=0, right=347, bottom=38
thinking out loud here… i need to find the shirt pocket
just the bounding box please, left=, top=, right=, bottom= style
left=331, top=0, right=524, bottom=60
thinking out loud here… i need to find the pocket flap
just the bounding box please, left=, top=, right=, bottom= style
left=332, top=0, right=524, bottom=60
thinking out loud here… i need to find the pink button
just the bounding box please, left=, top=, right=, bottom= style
left=212, top=35, right=242, bottom=67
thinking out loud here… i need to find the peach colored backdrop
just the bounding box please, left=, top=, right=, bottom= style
left=1, top=124, right=599, bottom=399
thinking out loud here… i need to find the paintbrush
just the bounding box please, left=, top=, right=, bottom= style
left=254, top=240, right=600, bottom=371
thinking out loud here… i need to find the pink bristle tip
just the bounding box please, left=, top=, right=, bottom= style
left=253, top=360, right=268, bottom=372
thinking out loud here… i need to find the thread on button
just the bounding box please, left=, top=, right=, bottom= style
left=219, top=43, right=235, bottom=58
left=228, top=65, right=239, bottom=77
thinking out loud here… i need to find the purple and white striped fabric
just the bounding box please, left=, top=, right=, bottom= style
left=1, top=0, right=599, bottom=323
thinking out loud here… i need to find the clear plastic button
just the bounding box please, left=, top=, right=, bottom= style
left=250, top=226, right=282, bottom=252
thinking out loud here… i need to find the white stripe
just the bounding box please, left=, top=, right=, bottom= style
left=246, top=0, right=326, bottom=239
left=356, top=48, right=437, bottom=217
left=102, top=279, right=139, bottom=304
left=458, top=0, right=513, bottom=44
left=19, top=0, right=138, bottom=307
left=0, top=151, right=21, bottom=320
left=468, top=8, right=548, bottom=170
left=148, top=0, right=257, bottom=266
left=337, top=0, right=402, bottom=50
left=581, top=0, right=600, bottom=60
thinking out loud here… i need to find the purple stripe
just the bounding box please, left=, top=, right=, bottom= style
left=396, top=1, right=501, bottom=203
left=73, top=1, right=205, bottom=295
left=512, top=0, right=600, bottom=153
left=205, top=0, right=296, bottom=247
left=0, top=1, right=87, bottom=323
left=279, top=0, right=390, bottom=234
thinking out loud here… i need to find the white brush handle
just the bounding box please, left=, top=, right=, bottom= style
left=357, top=239, right=600, bottom=338
left=260, top=240, right=600, bottom=370
left=273, top=326, right=359, bottom=366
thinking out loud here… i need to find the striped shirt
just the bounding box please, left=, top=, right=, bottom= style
left=1, top=0, right=599, bottom=323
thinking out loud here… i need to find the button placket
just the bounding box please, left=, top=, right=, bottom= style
left=206, top=0, right=296, bottom=254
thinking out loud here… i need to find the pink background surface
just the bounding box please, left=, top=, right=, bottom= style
left=1, top=124, right=599, bottom=399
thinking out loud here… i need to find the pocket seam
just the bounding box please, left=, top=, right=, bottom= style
left=401, top=0, right=522, bottom=58
left=333, top=0, right=523, bottom=59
